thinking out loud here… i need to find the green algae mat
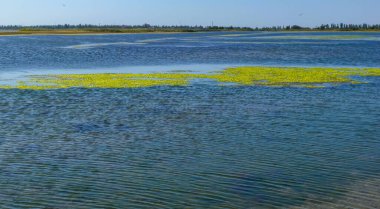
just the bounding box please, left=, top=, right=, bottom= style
left=2, top=67, right=380, bottom=90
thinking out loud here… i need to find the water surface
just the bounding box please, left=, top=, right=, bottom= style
left=0, top=32, right=380, bottom=208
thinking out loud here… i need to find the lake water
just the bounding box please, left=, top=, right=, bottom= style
left=0, top=32, right=380, bottom=208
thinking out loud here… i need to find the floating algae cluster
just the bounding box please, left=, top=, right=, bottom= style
left=2, top=67, right=380, bottom=90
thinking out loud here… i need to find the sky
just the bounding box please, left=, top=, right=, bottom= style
left=1, top=0, right=379, bottom=27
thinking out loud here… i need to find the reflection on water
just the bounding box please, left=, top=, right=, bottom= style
left=63, top=42, right=145, bottom=49
left=0, top=81, right=379, bottom=208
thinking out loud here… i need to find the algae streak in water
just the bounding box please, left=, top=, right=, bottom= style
left=2, top=67, right=380, bottom=90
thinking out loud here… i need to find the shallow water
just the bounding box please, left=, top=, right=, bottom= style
left=1, top=32, right=380, bottom=73
left=0, top=32, right=380, bottom=208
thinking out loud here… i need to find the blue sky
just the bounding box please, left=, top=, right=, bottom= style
left=1, top=0, right=379, bottom=27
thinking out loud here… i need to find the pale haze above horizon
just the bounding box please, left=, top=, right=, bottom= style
left=1, top=0, right=379, bottom=27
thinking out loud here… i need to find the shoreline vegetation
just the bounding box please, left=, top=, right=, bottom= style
left=1, top=67, right=380, bottom=90
left=1, top=23, right=380, bottom=35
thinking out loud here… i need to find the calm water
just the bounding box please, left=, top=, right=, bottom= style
left=0, top=32, right=380, bottom=208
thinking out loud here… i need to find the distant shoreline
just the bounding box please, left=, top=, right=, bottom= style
left=1, top=29, right=380, bottom=36
left=0, top=31, right=192, bottom=36
left=1, top=23, right=379, bottom=36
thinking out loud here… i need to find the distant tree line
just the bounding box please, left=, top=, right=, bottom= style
left=316, top=23, right=380, bottom=31
left=0, top=23, right=380, bottom=32
left=255, top=23, right=380, bottom=31
left=0, top=24, right=253, bottom=32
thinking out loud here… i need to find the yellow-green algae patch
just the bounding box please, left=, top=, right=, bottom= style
left=2, top=67, right=380, bottom=90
